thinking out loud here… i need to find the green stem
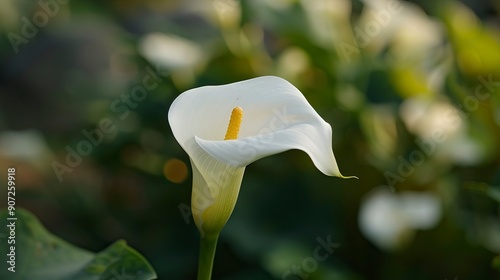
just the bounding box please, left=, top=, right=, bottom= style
left=197, top=233, right=219, bottom=280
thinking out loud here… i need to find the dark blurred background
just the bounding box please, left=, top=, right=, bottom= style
left=0, top=0, right=499, bottom=279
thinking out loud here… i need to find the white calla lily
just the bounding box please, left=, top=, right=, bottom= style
left=168, top=76, right=354, bottom=236
left=169, top=76, right=355, bottom=279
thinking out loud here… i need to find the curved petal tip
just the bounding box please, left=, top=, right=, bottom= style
left=339, top=174, right=359, bottom=179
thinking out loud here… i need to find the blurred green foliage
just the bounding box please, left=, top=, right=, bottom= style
left=0, top=0, right=499, bottom=279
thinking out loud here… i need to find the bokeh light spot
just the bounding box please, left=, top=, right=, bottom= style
left=163, top=158, right=188, bottom=184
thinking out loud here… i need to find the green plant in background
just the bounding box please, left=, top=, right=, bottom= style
left=1, top=0, right=499, bottom=278
left=0, top=208, right=156, bottom=280
left=168, top=76, right=356, bottom=279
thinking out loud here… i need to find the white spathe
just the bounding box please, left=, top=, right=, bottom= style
left=168, top=76, right=354, bottom=236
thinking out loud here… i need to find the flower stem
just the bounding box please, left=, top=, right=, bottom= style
left=197, top=233, right=219, bottom=280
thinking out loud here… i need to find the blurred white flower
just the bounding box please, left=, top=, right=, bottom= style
left=139, top=32, right=204, bottom=70
left=357, top=0, right=449, bottom=97
left=400, top=98, right=484, bottom=165
left=359, top=187, right=441, bottom=251
left=301, top=0, right=352, bottom=48
left=139, top=32, right=205, bottom=87
left=0, top=130, right=54, bottom=172
left=359, top=0, right=444, bottom=58
left=400, top=98, right=461, bottom=139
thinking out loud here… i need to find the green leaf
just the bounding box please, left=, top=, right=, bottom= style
left=464, top=182, right=500, bottom=203
left=0, top=208, right=157, bottom=280
left=493, top=256, right=500, bottom=271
